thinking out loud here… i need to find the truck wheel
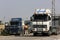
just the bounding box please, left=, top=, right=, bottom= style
left=52, top=28, right=58, bottom=35
left=15, top=34, right=20, bottom=36
left=47, top=31, right=51, bottom=36
left=33, top=33, right=37, bottom=36
left=55, top=30, right=59, bottom=35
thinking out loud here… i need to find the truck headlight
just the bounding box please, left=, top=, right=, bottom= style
left=43, top=28, right=47, bottom=31
left=43, top=28, right=46, bottom=31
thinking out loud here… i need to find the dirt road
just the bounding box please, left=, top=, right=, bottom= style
left=0, top=34, right=60, bottom=40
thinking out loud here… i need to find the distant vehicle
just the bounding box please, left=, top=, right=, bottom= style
left=5, top=22, right=10, bottom=26
left=5, top=18, right=23, bottom=35
left=0, top=21, right=5, bottom=35
left=30, top=9, right=60, bottom=36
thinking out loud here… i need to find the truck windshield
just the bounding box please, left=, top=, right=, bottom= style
left=10, top=22, right=19, bottom=25
left=31, top=14, right=51, bottom=21
left=10, top=21, right=22, bottom=26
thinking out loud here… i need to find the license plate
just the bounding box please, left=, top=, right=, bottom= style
left=37, top=28, right=42, bottom=31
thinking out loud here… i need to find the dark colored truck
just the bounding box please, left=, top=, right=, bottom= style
left=5, top=18, right=23, bottom=35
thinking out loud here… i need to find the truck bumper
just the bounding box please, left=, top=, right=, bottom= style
left=32, top=31, right=49, bottom=34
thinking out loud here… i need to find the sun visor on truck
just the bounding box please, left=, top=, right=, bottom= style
left=36, top=9, right=51, bottom=14
left=11, top=18, right=22, bottom=22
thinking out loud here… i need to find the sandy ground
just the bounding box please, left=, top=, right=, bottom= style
left=0, top=34, right=60, bottom=40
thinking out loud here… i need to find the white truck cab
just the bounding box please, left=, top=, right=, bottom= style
left=30, top=9, right=53, bottom=36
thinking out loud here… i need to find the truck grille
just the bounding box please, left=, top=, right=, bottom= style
left=33, top=25, right=47, bottom=28
left=37, top=28, right=43, bottom=31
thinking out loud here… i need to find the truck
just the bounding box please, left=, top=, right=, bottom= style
left=4, top=18, right=23, bottom=36
left=30, top=9, right=60, bottom=36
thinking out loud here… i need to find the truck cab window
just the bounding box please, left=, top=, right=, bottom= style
left=48, top=16, right=51, bottom=20
left=31, top=14, right=51, bottom=21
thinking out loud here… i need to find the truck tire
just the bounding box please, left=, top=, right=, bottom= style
left=47, top=31, right=52, bottom=36
left=33, top=33, right=37, bottom=36
left=52, top=28, right=58, bottom=35
left=15, top=34, right=20, bottom=36
left=55, top=30, right=59, bottom=35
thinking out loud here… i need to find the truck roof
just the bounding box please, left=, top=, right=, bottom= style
left=35, top=9, right=51, bottom=14
left=11, top=18, right=22, bottom=22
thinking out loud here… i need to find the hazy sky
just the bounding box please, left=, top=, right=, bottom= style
left=0, top=0, right=60, bottom=21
